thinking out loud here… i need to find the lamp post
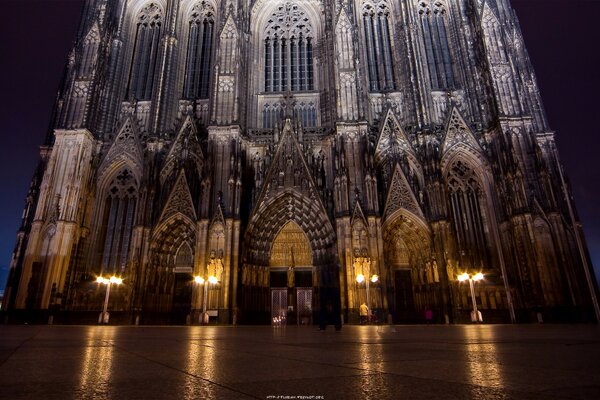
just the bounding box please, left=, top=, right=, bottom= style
left=194, top=274, right=218, bottom=324
left=354, top=248, right=379, bottom=323
left=96, top=275, right=123, bottom=324
left=458, top=272, right=484, bottom=322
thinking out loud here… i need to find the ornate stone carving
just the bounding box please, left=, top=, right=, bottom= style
left=98, top=118, right=143, bottom=181
left=375, top=109, right=417, bottom=166
left=441, top=107, right=481, bottom=155
left=383, top=164, right=424, bottom=221
left=265, top=2, right=312, bottom=39
left=160, top=116, right=204, bottom=184
left=159, top=170, right=197, bottom=223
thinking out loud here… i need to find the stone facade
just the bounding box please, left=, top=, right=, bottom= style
left=2, top=0, right=599, bottom=324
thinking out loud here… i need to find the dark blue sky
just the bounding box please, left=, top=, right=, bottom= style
left=0, top=0, right=598, bottom=288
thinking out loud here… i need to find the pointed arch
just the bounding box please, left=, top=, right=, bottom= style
left=183, top=0, right=216, bottom=99
left=383, top=164, right=425, bottom=222
left=160, top=116, right=204, bottom=184
left=245, top=189, right=336, bottom=266
left=151, top=212, right=197, bottom=257
left=98, top=118, right=144, bottom=184
left=159, top=170, right=197, bottom=223
left=444, top=155, right=494, bottom=270
left=376, top=110, right=421, bottom=178
left=269, top=220, right=313, bottom=267
left=441, top=107, right=482, bottom=155
left=174, top=241, right=194, bottom=272
left=350, top=200, right=368, bottom=229
left=261, top=2, right=316, bottom=93
left=382, top=208, right=432, bottom=254
left=361, top=0, right=396, bottom=91
left=126, top=2, right=164, bottom=100
left=416, top=0, right=455, bottom=89
left=96, top=166, right=139, bottom=275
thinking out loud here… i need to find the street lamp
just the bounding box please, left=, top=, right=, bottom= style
left=354, top=248, right=378, bottom=323
left=96, top=275, right=123, bottom=324
left=458, top=272, right=484, bottom=322
left=194, top=274, right=218, bottom=324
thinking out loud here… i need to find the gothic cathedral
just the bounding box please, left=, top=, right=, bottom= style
left=3, top=0, right=599, bottom=325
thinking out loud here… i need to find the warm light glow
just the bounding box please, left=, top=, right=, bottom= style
left=108, top=276, right=122, bottom=285
left=356, top=274, right=365, bottom=283
left=208, top=275, right=218, bottom=284
left=371, top=274, right=379, bottom=283
left=115, top=277, right=123, bottom=285
left=194, top=276, right=205, bottom=284
left=473, top=273, right=484, bottom=282
left=96, top=276, right=104, bottom=284
left=458, top=272, right=469, bottom=282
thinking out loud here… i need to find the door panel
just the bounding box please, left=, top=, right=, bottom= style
left=271, top=288, right=287, bottom=325
left=395, top=270, right=415, bottom=323
left=297, top=288, right=312, bottom=325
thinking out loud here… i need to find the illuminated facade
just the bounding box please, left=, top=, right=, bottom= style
left=3, top=0, right=599, bottom=324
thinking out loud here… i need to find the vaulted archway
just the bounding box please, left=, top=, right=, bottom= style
left=240, top=189, right=337, bottom=324
left=382, top=208, right=437, bottom=323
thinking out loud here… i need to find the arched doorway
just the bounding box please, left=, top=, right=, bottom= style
left=143, top=215, right=196, bottom=324
left=240, top=190, right=337, bottom=324
left=382, top=210, right=435, bottom=323
left=269, top=221, right=314, bottom=325
left=171, top=242, right=194, bottom=324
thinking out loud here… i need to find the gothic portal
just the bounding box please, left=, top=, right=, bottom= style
left=3, top=0, right=599, bottom=324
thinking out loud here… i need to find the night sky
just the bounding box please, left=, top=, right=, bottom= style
left=0, top=1, right=598, bottom=289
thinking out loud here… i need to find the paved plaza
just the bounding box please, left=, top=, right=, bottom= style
left=0, top=324, right=598, bottom=399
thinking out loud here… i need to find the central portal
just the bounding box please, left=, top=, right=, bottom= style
left=269, top=221, right=314, bottom=325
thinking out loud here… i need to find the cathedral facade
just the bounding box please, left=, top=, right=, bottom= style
left=3, top=0, right=599, bottom=324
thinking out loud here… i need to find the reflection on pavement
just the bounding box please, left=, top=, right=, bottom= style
left=461, top=326, right=505, bottom=393
left=184, top=327, right=217, bottom=399
left=78, top=327, right=116, bottom=399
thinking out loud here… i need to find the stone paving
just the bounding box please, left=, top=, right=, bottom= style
left=0, top=324, right=599, bottom=399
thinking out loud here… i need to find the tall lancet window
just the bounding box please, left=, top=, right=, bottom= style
left=184, top=1, right=215, bottom=99
left=417, top=0, right=455, bottom=89
left=264, top=2, right=314, bottom=93
left=100, top=169, right=138, bottom=274
left=362, top=0, right=395, bottom=92
left=447, top=160, right=491, bottom=269
left=127, top=3, right=163, bottom=100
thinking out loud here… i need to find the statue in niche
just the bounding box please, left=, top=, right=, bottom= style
left=425, top=261, right=433, bottom=283
left=433, top=259, right=440, bottom=282
left=446, top=259, right=455, bottom=281
left=287, top=246, right=296, bottom=288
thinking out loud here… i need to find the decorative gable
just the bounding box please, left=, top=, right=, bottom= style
left=220, top=13, right=238, bottom=40
left=99, top=118, right=144, bottom=179
left=383, top=164, right=424, bottom=221
left=375, top=109, right=416, bottom=165
left=160, top=116, right=204, bottom=184
left=350, top=199, right=368, bottom=228
left=160, top=169, right=197, bottom=222
left=252, top=118, right=326, bottom=214
left=441, top=107, right=482, bottom=155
